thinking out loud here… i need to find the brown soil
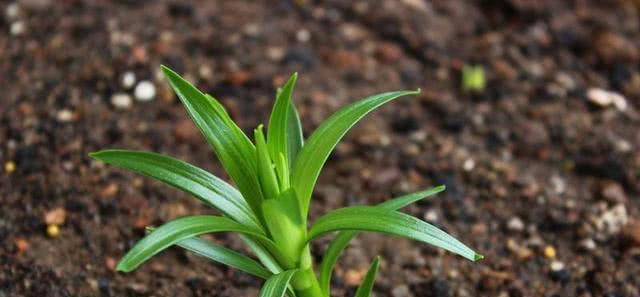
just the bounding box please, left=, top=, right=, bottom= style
left=2, top=1, right=640, bottom=296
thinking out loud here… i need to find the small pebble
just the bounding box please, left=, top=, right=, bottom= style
left=6, top=3, right=19, bottom=19
left=4, top=161, right=16, bottom=173
left=121, top=71, right=136, bottom=89
left=587, top=88, right=628, bottom=111
left=105, top=257, right=117, bottom=271
left=507, top=217, right=525, bottom=232
left=134, top=81, right=156, bottom=101
left=10, top=21, right=25, bottom=36
left=47, top=224, right=60, bottom=237
left=579, top=238, right=596, bottom=251
left=56, top=109, right=74, bottom=122
left=266, top=46, right=285, bottom=61
left=463, top=159, right=475, bottom=171
left=111, top=93, right=132, bottom=109
left=550, top=260, right=565, bottom=271
left=424, top=210, right=438, bottom=222
left=15, top=237, right=29, bottom=254
left=296, top=29, right=311, bottom=43
left=544, top=245, right=556, bottom=259
left=344, top=269, right=365, bottom=286
left=392, top=284, right=411, bottom=297
left=44, top=207, right=66, bottom=225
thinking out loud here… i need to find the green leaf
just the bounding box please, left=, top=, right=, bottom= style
left=267, top=73, right=303, bottom=171
left=117, top=215, right=271, bottom=272
left=259, top=270, right=298, bottom=297
left=240, top=235, right=284, bottom=275
left=161, top=65, right=265, bottom=218
left=354, top=256, right=380, bottom=297
left=318, top=186, right=445, bottom=294
left=89, top=150, right=262, bottom=231
left=308, top=206, right=482, bottom=262
left=291, top=90, right=420, bottom=215
left=255, top=125, right=280, bottom=200
left=146, top=227, right=272, bottom=279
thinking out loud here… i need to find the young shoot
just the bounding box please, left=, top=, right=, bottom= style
left=90, top=66, right=482, bottom=297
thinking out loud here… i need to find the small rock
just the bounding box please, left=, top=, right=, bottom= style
left=121, top=71, right=136, bottom=89
left=44, top=207, right=66, bottom=225
left=586, top=88, right=628, bottom=111
left=424, top=210, right=438, bottom=222
left=296, top=29, right=311, bottom=43
left=15, top=237, right=29, bottom=254
left=593, top=204, right=628, bottom=235
left=550, top=260, right=565, bottom=271
left=6, top=3, right=19, bottom=19
left=10, top=21, right=25, bottom=36
left=46, top=224, right=60, bottom=237
left=579, top=238, right=596, bottom=251
left=506, top=239, right=533, bottom=261
left=593, top=31, right=638, bottom=62
left=621, top=221, right=640, bottom=247
left=507, top=217, right=525, bottom=232
left=392, top=284, right=412, bottom=297
left=105, top=257, right=117, bottom=271
left=134, top=81, right=156, bottom=101
left=99, top=183, right=119, bottom=198
left=266, top=46, right=285, bottom=61
left=550, top=175, right=566, bottom=194
left=4, top=161, right=16, bottom=173
left=226, top=70, right=251, bottom=86
left=463, top=159, right=475, bottom=172
left=343, top=268, right=365, bottom=286
left=111, top=93, right=132, bottom=109
left=543, top=245, right=556, bottom=259
left=376, top=42, right=403, bottom=63
left=601, top=182, right=626, bottom=203
left=56, top=109, right=75, bottom=123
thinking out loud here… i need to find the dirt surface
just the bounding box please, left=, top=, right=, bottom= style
left=2, top=0, right=640, bottom=296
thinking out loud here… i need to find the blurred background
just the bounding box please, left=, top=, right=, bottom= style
left=1, top=0, right=639, bottom=296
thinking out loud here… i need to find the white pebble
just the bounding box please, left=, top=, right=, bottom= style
left=134, top=81, right=156, bottom=101
left=296, top=29, right=311, bottom=43
left=507, top=216, right=525, bottom=232
left=121, top=71, right=136, bottom=89
left=56, top=109, right=74, bottom=122
left=424, top=210, right=438, bottom=222
left=579, top=238, right=596, bottom=251
left=550, top=261, right=565, bottom=271
left=10, top=21, right=24, bottom=36
left=587, top=88, right=628, bottom=111
left=111, top=93, right=132, bottom=109
left=6, top=3, right=19, bottom=19
left=463, top=158, right=475, bottom=171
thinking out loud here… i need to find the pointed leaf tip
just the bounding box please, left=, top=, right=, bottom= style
left=474, top=253, right=484, bottom=261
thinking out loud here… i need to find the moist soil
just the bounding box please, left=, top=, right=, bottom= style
left=2, top=1, right=640, bottom=296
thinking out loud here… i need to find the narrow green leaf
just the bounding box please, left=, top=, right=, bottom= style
left=89, top=150, right=262, bottom=231
left=259, top=270, right=298, bottom=297
left=240, top=235, right=284, bottom=275
left=117, top=215, right=271, bottom=272
left=146, top=227, right=272, bottom=279
left=308, top=206, right=482, bottom=262
left=292, top=90, right=420, bottom=215
left=255, top=125, right=280, bottom=200
left=318, top=186, right=445, bottom=294
left=161, top=65, right=265, bottom=217
left=267, top=73, right=303, bottom=171
left=354, top=256, right=380, bottom=297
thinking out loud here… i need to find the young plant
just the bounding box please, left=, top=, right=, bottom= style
left=90, top=66, right=482, bottom=297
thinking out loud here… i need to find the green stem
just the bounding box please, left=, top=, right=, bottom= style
left=291, top=247, right=325, bottom=297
